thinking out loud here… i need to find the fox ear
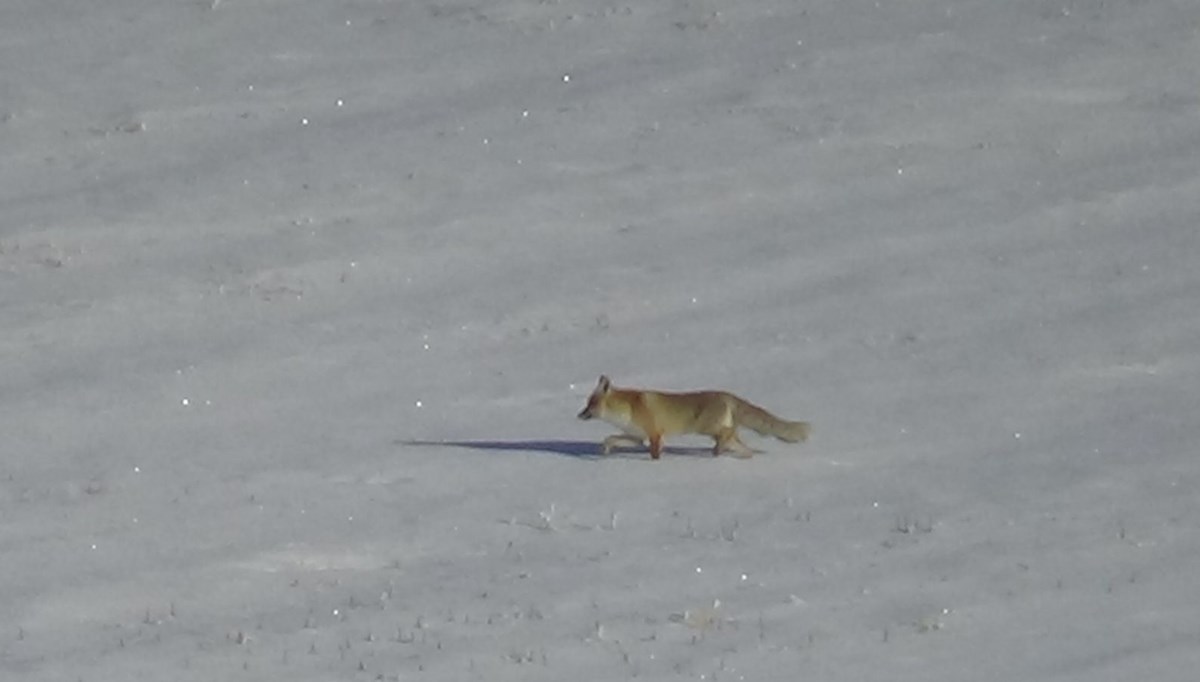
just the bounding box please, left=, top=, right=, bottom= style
left=597, top=375, right=611, bottom=392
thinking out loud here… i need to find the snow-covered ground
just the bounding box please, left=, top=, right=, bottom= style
left=3, top=1, right=1199, bottom=679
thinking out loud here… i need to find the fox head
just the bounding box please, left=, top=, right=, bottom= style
left=577, top=375, right=612, bottom=420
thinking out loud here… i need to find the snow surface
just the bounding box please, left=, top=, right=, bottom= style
left=3, top=0, right=1199, bottom=680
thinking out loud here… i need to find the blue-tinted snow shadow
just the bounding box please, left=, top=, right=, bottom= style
left=398, top=439, right=714, bottom=460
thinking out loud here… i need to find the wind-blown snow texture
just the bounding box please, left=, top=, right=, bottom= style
left=3, top=1, right=1199, bottom=680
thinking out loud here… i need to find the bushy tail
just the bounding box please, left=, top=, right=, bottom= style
left=733, top=398, right=810, bottom=443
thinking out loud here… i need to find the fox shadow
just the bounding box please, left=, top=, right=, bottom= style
left=398, top=439, right=715, bottom=460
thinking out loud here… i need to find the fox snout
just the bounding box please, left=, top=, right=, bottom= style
left=578, top=375, right=611, bottom=420
left=578, top=395, right=601, bottom=420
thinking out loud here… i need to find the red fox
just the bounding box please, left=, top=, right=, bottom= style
left=577, top=375, right=810, bottom=459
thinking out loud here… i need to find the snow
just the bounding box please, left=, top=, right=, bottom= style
left=3, top=0, right=1199, bottom=680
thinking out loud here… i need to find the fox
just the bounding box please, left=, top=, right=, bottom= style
left=577, top=375, right=810, bottom=460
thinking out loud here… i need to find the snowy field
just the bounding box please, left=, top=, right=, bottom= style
left=3, top=0, right=1199, bottom=679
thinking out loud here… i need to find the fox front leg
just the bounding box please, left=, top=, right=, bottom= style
left=602, top=434, right=644, bottom=455
left=648, top=434, right=663, bottom=460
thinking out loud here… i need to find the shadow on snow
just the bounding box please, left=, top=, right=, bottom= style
left=397, top=439, right=715, bottom=459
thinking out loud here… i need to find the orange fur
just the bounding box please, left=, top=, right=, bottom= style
left=577, top=375, right=809, bottom=460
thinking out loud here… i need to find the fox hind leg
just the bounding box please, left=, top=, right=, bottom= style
left=713, top=428, right=754, bottom=458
